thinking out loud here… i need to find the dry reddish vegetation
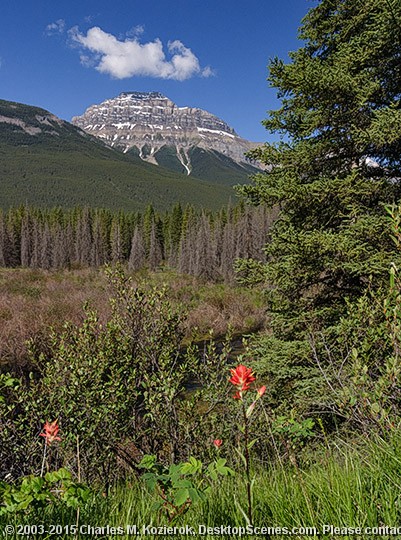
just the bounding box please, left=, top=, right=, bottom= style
left=0, top=268, right=110, bottom=367
left=0, top=268, right=266, bottom=368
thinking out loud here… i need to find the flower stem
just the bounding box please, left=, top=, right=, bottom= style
left=242, top=400, right=253, bottom=526
left=40, top=441, right=47, bottom=477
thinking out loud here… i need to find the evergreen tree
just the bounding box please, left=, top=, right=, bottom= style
left=220, top=219, right=236, bottom=282
left=4, top=212, right=20, bottom=267
left=178, top=205, right=197, bottom=275
left=165, top=202, right=183, bottom=266
left=169, top=202, right=183, bottom=250
left=30, top=219, right=41, bottom=268
left=91, top=213, right=109, bottom=266
left=143, top=204, right=156, bottom=254
left=64, top=222, right=75, bottom=269
left=110, top=217, right=124, bottom=264
left=116, top=210, right=132, bottom=261
left=40, top=223, right=53, bottom=270
left=194, top=212, right=217, bottom=281
left=20, top=214, right=32, bottom=268
left=148, top=221, right=163, bottom=271
left=235, top=206, right=259, bottom=260
left=0, top=213, right=6, bottom=267
left=75, top=208, right=92, bottom=266
left=0, top=203, right=269, bottom=278
left=237, top=0, right=401, bottom=415
left=52, top=223, right=69, bottom=269
left=128, top=226, right=146, bottom=272
left=239, top=0, right=401, bottom=332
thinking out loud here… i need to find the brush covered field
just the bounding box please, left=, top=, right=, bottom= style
left=1, top=266, right=401, bottom=540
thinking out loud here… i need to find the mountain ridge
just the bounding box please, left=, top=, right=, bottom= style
left=71, top=92, right=261, bottom=182
left=0, top=98, right=240, bottom=211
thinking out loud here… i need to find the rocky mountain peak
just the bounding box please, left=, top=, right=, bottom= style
left=71, top=92, right=259, bottom=175
left=118, top=91, right=168, bottom=100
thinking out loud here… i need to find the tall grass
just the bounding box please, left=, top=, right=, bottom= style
left=4, top=432, right=401, bottom=539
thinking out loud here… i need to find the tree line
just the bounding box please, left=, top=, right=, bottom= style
left=0, top=203, right=273, bottom=281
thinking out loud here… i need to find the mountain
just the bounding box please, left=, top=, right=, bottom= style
left=0, top=99, right=241, bottom=211
left=71, top=92, right=261, bottom=185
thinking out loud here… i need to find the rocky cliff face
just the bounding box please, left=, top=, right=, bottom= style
left=71, top=92, right=259, bottom=174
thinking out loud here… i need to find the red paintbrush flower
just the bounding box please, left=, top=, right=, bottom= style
left=246, top=386, right=267, bottom=418
left=213, top=439, right=223, bottom=448
left=257, top=386, right=266, bottom=397
left=229, top=364, right=256, bottom=393
left=40, top=419, right=61, bottom=445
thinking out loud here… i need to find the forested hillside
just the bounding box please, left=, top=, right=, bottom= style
left=0, top=100, right=240, bottom=211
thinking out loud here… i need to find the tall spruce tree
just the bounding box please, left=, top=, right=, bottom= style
left=20, top=214, right=32, bottom=268
left=239, top=0, right=401, bottom=333
left=0, top=212, right=6, bottom=267
left=128, top=226, right=146, bottom=272
left=148, top=221, right=163, bottom=270
left=237, top=0, right=401, bottom=415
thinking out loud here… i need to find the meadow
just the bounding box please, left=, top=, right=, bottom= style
left=1, top=264, right=401, bottom=539
left=0, top=267, right=266, bottom=368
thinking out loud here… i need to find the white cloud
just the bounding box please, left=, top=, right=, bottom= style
left=45, top=19, right=65, bottom=36
left=79, top=54, right=97, bottom=68
left=126, top=25, right=145, bottom=38
left=201, top=65, right=215, bottom=77
left=68, top=26, right=212, bottom=81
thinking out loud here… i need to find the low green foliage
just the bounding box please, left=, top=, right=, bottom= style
left=0, top=468, right=90, bottom=516
left=0, top=267, right=238, bottom=484
left=272, top=416, right=315, bottom=451
left=138, top=454, right=234, bottom=522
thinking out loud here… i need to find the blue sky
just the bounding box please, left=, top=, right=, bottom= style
left=0, top=0, right=312, bottom=142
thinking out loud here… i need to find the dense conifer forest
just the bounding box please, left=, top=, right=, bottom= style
left=0, top=203, right=273, bottom=280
